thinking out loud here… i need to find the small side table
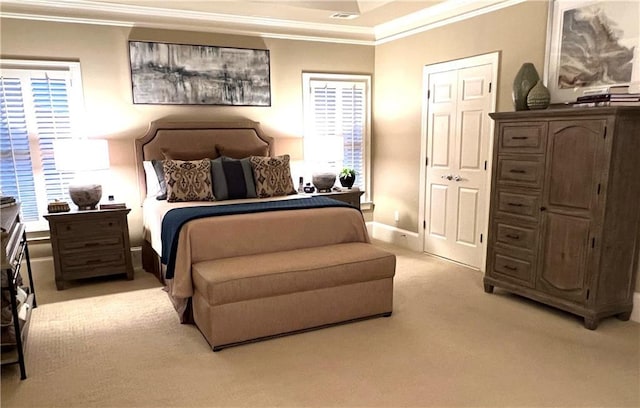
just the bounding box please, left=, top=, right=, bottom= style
left=308, top=189, right=364, bottom=211
left=45, top=208, right=133, bottom=290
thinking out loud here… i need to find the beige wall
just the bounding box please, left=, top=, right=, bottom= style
left=0, top=19, right=374, bottom=250
left=372, top=0, right=549, bottom=231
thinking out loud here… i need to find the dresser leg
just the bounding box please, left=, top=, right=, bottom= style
left=55, top=280, right=65, bottom=290
left=583, top=317, right=599, bottom=330
left=483, top=283, right=494, bottom=293
left=616, top=311, right=632, bottom=321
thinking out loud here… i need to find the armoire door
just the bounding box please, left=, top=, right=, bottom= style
left=537, top=120, right=606, bottom=303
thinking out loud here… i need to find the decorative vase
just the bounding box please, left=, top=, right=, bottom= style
left=312, top=172, right=336, bottom=192
left=339, top=174, right=356, bottom=189
left=513, top=63, right=540, bottom=111
left=526, top=80, right=551, bottom=110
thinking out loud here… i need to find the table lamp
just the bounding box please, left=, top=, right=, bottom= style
left=305, top=136, right=343, bottom=193
left=54, top=139, right=110, bottom=210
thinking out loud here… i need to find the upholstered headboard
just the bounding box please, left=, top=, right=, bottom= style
left=135, top=120, right=274, bottom=201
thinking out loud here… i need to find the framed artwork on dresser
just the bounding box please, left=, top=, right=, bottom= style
left=128, top=40, right=271, bottom=106
left=543, top=0, right=640, bottom=103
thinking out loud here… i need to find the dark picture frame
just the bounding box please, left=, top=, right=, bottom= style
left=128, top=41, right=271, bottom=106
left=543, top=0, right=639, bottom=104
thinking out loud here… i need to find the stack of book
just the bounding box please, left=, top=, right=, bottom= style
left=0, top=196, right=16, bottom=209
left=573, top=85, right=640, bottom=107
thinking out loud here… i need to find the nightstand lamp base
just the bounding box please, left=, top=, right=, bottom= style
left=69, top=183, right=102, bottom=210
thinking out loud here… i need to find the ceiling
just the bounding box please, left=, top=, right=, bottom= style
left=0, top=0, right=523, bottom=44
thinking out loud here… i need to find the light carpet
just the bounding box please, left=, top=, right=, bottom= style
left=1, top=242, right=639, bottom=407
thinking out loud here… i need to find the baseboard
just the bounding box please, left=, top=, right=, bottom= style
left=131, top=246, right=142, bottom=270
left=632, top=292, right=640, bottom=323
left=366, top=221, right=421, bottom=252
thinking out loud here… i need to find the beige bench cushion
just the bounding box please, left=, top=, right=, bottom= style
left=192, top=242, right=395, bottom=306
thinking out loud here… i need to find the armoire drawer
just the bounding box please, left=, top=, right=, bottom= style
left=497, top=156, right=545, bottom=188
left=499, top=122, right=547, bottom=153
left=494, top=221, right=537, bottom=251
left=496, top=190, right=541, bottom=221
left=490, top=251, right=534, bottom=287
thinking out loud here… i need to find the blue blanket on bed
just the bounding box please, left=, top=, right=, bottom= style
left=161, top=196, right=357, bottom=279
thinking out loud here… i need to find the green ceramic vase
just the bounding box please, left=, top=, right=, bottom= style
left=513, top=63, right=540, bottom=111
left=526, top=80, right=551, bottom=110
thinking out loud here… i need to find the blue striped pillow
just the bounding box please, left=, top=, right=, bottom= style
left=210, top=157, right=257, bottom=200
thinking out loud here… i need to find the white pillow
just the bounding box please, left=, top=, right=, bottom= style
left=143, top=161, right=161, bottom=197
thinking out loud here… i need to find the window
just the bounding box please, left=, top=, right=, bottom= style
left=1, top=60, right=84, bottom=230
left=302, top=73, right=371, bottom=203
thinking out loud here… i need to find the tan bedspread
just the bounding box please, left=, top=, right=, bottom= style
left=143, top=197, right=370, bottom=318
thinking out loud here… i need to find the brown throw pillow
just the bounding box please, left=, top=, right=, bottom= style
left=249, top=155, right=296, bottom=198
left=163, top=159, right=215, bottom=202
left=161, top=148, right=219, bottom=160
left=216, top=144, right=269, bottom=159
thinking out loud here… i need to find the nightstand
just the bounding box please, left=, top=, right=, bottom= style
left=45, top=208, right=134, bottom=290
left=308, top=188, right=364, bottom=211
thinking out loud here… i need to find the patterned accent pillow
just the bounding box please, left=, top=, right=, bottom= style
left=249, top=155, right=296, bottom=198
left=163, top=159, right=215, bottom=202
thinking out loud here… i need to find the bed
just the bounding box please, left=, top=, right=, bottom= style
left=135, top=120, right=395, bottom=350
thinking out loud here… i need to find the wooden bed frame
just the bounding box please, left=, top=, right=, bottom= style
left=134, top=120, right=274, bottom=281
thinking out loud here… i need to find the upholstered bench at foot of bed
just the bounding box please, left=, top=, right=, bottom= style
left=191, top=242, right=396, bottom=351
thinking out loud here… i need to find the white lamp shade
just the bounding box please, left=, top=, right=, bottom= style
left=304, top=136, right=344, bottom=164
left=54, top=139, right=110, bottom=172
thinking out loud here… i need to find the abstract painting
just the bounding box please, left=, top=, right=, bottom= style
left=129, top=41, right=271, bottom=106
left=544, top=0, right=639, bottom=103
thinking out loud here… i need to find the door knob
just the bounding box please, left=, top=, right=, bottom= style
left=441, top=174, right=453, bottom=180
left=453, top=175, right=461, bottom=182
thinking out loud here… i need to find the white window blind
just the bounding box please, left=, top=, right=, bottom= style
left=303, top=74, right=371, bottom=199
left=1, top=61, right=83, bottom=228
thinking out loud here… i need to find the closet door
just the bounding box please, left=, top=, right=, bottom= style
left=537, top=120, right=606, bottom=303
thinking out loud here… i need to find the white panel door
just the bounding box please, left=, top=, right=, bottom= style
left=423, top=63, right=493, bottom=268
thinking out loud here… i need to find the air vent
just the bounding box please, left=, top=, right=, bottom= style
left=330, top=12, right=359, bottom=19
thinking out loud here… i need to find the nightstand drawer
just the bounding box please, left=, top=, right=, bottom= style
left=56, top=218, right=123, bottom=238
left=60, top=250, right=125, bottom=270
left=58, top=236, right=123, bottom=253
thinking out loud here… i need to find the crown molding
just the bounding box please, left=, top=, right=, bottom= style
left=1, top=0, right=524, bottom=45
left=374, top=0, right=527, bottom=44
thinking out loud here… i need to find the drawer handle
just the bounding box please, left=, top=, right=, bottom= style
left=512, top=136, right=528, bottom=140
left=504, top=265, right=518, bottom=271
left=506, top=234, right=520, bottom=240
left=509, top=169, right=526, bottom=174
left=86, top=259, right=103, bottom=265
left=84, top=242, right=101, bottom=247
left=507, top=202, right=523, bottom=207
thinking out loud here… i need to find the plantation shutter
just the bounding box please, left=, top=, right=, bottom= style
left=0, top=67, right=77, bottom=224
left=0, top=76, right=39, bottom=220
left=308, top=80, right=366, bottom=190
